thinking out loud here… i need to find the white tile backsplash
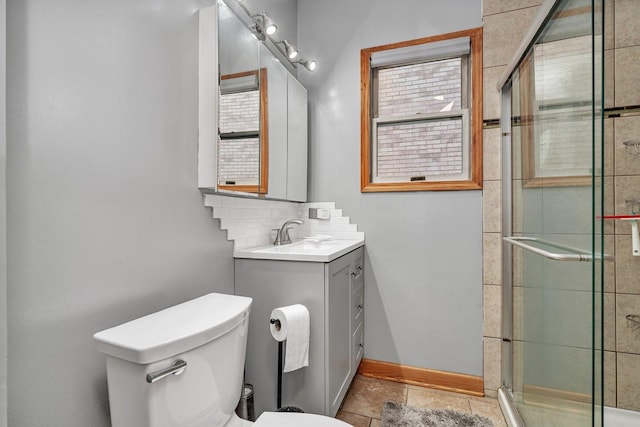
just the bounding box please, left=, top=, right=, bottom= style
left=203, top=195, right=363, bottom=250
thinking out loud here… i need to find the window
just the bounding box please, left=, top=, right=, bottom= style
left=361, top=28, right=483, bottom=192
left=218, top=69, right=268, bottom=194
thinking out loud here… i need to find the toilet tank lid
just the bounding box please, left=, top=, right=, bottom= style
left=93, top=293, right=252, bottom=364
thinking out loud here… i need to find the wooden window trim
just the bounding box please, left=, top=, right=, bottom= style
left=218, top=69, right=269, bottom=194
left=360, top=27, right=483, bottom=192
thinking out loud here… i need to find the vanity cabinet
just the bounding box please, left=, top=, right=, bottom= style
left=234, top=246, right=364, bottom=418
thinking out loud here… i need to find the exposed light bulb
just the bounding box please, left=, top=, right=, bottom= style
left=282, top=40, right=298, bottom=60
left=294, top=59, right=317, bottom=72
left=260, top=12, right=277, bottom=35
left=306, top=59, right=317, bottom=71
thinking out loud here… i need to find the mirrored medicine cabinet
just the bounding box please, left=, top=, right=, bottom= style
left=198, top=0, right=308, bottom=202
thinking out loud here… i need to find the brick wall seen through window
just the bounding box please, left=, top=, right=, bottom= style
left=376, top=58, right=463, bottom=177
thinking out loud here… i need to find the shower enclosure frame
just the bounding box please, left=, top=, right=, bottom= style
left=497, top=0, right=605, bottom=426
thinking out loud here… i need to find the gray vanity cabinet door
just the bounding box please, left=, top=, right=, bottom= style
left=325, top=254, right=352, bottom=416
left=234, top=247, right=364, bottom=418
left=235, top=259, right=326, bottom=417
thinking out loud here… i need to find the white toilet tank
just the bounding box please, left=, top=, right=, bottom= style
left=93, top=293, right=252, bottom=427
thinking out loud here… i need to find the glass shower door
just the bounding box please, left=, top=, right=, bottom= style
left=500, top=0, right=604, bottom=426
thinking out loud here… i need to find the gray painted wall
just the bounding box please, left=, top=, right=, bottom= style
left=297, top=0, right=484, bottom=376
left=1, top=0, right=7, bottom=424
left=4, top=0, right=483, bottom=424
left=6, top=0, right=237, bottom=425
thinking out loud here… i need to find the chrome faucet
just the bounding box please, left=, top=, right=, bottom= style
left=273, top=219, right=304, bottom=245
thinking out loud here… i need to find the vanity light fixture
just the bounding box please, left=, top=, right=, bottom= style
left=229, top=0, right=317, bottom=73
left=294, top=59, right=317, bottom=72
left=249, top=23, right=266, bottom=41
left=252, top=11, right=278, bottom=35
left=278, top=40, right=299, bottom=60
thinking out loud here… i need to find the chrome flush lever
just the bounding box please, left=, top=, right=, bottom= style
left=146, top=359, right=187, bottom=384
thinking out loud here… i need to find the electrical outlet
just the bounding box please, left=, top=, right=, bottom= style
left=309, top=208, right=330, bottom=220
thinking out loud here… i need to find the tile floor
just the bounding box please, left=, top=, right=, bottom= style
left=335, top=375, right=507, bottom=427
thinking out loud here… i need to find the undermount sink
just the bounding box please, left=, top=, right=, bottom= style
left=233, top=237, right=364, bottom=262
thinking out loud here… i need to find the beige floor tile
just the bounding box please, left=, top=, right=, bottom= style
left=339, top=377, right=407, bottom=419
left=469, top=399, right=508, bottom=427
left=336, top=376, right=507, bottom=426
left=335, top=410, right=371, bottom=427
left=406, top=387, right=471, bottom=412
left=355, top=374, right=379, bottom=383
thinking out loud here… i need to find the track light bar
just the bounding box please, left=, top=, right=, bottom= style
left=231, top=0, right=317, bottom=73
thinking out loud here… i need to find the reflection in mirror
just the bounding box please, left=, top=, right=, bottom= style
left=517, top=6, right=593, bottom=187
left=218, top=70, right=268, bottom=193
left=217, top=0, right=265, bottom=195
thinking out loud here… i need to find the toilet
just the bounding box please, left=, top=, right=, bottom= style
left=93, top=293, right=350, bottom=427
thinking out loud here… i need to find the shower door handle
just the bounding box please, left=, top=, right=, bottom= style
left=503, top=236, right=609, bottom=262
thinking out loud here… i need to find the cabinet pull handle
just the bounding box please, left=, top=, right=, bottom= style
left=356, top=304, right=363, bottom=310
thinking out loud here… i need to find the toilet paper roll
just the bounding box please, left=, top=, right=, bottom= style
left=270, top=304, right=310, bottom=372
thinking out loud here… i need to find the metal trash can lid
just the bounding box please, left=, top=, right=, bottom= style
left=241, top=384, right=254, bottom=398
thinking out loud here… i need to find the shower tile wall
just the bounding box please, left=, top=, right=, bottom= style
left=482, top=1, right=640, bottom=412
left=481, top=0, right=544, bottom=398
left=607, top=0, right=640, bottom=412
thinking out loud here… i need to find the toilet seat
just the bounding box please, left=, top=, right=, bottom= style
left=254, top=412, right=351, bottom=427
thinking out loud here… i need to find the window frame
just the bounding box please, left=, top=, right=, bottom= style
left=360, top=27, right=483, bottom=192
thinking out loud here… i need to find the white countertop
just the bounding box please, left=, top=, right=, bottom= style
left=233, top=237, right=364, bottom=262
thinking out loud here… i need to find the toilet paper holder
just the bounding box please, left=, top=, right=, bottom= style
left=270, top=318, right=281, bottom=331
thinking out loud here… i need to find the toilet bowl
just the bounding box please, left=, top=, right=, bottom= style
left=227, top=411, right=349, bottom=427
left=93, top=293, right=349, bottom=427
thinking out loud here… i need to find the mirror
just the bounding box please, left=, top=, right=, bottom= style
left=217, top=3, right=266, bottom=194
left=197, top=1, right=308, bottom=202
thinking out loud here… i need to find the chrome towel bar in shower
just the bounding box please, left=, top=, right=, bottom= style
left=503, top=236, right=612, bottom=262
